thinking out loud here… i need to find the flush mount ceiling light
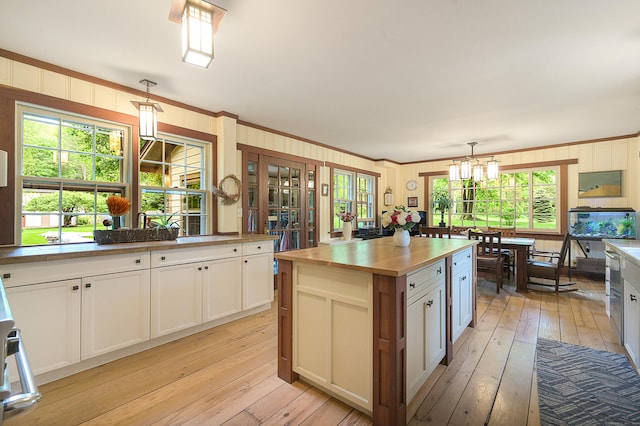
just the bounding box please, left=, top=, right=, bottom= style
left=449, top=142, right=499, bottom=182
left=130, top=79, right=163, bottom=141
left=169, top=0, right=226, bottom=68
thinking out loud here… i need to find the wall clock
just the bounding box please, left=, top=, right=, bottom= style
left=406, top=180, right=418, bottom=191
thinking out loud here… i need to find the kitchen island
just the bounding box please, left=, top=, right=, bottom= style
left=275, top=236, right=477, bottom=425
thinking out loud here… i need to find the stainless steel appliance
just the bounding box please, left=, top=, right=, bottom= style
left=0, top=283, right=40, bottom=424
left=606, top=249, right=623, bottom=344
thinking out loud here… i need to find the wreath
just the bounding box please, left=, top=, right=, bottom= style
left=212, top=174, right=242, bottom=205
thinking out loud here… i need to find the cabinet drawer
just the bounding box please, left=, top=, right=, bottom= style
left=243, top=241, right=274, bottom=256
left=151, top=244, right=241, bottom=267
left=452, top=247, right=473, bottom=269
left=407, top=259, right=445, bottom=304
left=0, top=253, right=150, bottom=288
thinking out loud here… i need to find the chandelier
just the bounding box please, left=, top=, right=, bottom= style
left=448, top=142, right=499, bottom=182
left=130, top=79, right=163, bottom=141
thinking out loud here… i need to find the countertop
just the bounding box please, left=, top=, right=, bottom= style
left=275, top=235, right=476, bottom=277
left=603, top=239, right=640, bottom=265
left=0, top=234, right=277, bottom=265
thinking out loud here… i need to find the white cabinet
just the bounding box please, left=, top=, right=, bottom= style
left=451, top=248, right=473, bottom=343
left=203, top=257, right=242, bottom=322
left=81, top=269, right=150, bottom=358
left=406, top=260, right=446, bottom=403
left=624, top=279, right=640, bottom=368
left=151, top=263, right=203, bottom=337
left=242, top=250, right=274, bottom=310
left=6, top=279, right=81, bottom=376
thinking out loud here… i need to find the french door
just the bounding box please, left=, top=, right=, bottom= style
left=244, top=153, right=317, bottom=253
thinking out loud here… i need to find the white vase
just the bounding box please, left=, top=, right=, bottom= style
left=342, top=221, right=352, bottom=241
left=393, top=229, right=410, bottom=247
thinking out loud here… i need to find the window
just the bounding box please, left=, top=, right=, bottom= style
left=332, top=169, right=376, bottom=230
left=139, top=134, right=208, bottom=236
left=431, top=167, right=558, bottom=231
left=19, top=104, right=127, bottom=245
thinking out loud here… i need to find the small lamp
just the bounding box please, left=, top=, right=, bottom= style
left=131, top=79, right=163, bottom=141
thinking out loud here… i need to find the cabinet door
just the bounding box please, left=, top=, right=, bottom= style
left=242, top=253, right=274, bottom=310
left=451, top=249, right=473, bottom=343
left=406, top=294, right=427, bottom=402
left=203, top=257, right=242, bottom=322
left=6, top=279, right=81, bottom=378
left=151, top=263, right=203, bottom=337
left=424, top=282, right=446, bottom=376
left=81, top=270, right=150, bottom=359
left=624, top=280, right=640, bottom=367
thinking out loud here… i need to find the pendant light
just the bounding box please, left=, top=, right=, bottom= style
left=131, top=79, right=163, bottom=141
left=448, top=142, right=499, bottom=182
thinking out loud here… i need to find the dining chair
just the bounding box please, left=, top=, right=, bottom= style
left=527, top=232, right=577, bottom=292
left=419, top=225, right=451, bottom=239
left=469, top=230, right=504, bottom=293
left=488, top=227, right=516, bottom=278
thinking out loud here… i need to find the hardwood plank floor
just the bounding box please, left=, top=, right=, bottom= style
left=6, top=273, right=621, bottom=426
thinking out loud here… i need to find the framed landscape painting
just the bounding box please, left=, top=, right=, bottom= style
left=578, top=170, right=622, bottom=198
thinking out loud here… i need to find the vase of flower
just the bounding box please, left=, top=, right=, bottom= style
left=393, top=228, right=410, bottom=247
left=342, top=221, right=352, bottom=241
left=337, top=209, right=356, bottom=241
left=381, top=205, right=421, bottom=247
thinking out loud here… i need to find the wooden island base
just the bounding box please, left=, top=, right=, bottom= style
left=275, top=237, right=477, bottom=425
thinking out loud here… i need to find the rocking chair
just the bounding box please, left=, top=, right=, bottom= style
left=527, top=232, right=578, bottom=292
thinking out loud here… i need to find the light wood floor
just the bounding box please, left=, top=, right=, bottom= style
left=6, top=273, right=621, bottom=426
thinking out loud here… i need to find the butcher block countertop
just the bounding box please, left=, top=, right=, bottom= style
left=0, top=234, right=277, bottom=265
left=275, top=236, right=477, bottom=277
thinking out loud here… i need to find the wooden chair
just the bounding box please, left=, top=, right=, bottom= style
left=488, top=227, right=516, bottom=278
left=527, top=232, right=577, bottom=292
left=469, top=230, right=504, bottom=293
left=419, top=225, right=451, bottom=239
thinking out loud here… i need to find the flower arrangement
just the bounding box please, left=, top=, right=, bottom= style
left=381, top=205, right=421, bottom=231
left=337, top=210, right=356, bottom=222
left=106, top=195, right=131, bottom=217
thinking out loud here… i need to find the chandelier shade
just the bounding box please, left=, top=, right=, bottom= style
left=131, top=79, right=163, bottom=141
left=448, top=142, right=499, bottom=182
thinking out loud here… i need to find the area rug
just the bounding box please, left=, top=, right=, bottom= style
left=536, top=338, right=640, bottom=425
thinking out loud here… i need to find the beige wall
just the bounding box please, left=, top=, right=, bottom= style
left=2, top=52, right=638, bottom=247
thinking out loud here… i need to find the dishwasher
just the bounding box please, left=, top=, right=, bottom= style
left=605, top=250, right=623, bottom=344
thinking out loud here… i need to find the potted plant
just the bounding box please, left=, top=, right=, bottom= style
left=431, top=190, right=453, bottom=228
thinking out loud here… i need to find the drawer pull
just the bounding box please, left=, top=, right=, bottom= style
left=437, top=267, right=442, bottom=274
left=409, top=283, right=416, bottom=289
left=85, top=283, right=91, bottom=288
left=2, top=273, right=10, bottom=279
left=244, top=260, right=248, bottom=263
left=462, top=276, right=467, bottom=281
left=204, top=266, right=209, bottom=270
left=426, top=300, right=434, bottom=307
left=135, top=259, right=141, bottom=264
left=161, top=256, right=166, bottom=261
left=72, top=285, right=79, bottom=291
left=234, top=248, right=238, bottom=252
left=631, top=294, right=637, bottom=302
left=454, top=262, right=457, bottom=266
left=198, top=267, right=202, bottom=271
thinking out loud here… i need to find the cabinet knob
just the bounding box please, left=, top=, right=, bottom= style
left=631, top=294, right=637, bottom=302
left=426, top=300, right=434, bottom=307
left=409, top=282, right=416, bottom=289
left=72, top=285, right=79, bottom=291
left=161, top=256, right=166, bottom=261
left=2, top=273, right=10, bottom=279
left=198, top=267, right=202, bottom=271
left=244, top=260, right=248, bottom=263
left=454, top=262, right=457, bottom=266
left=135, top=259, right=141, bottom=264
left=257, top=246, right=261, bottom=249
left=461, top=276, right=466, bottom=281
left=204, top=266, right=208, bottom=270
left=85, top=283, right=91, bottom=288
left=233, top=248, right=238, bottom=252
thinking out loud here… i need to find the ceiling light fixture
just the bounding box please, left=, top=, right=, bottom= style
left=130, top=79, right=163, bottom=141
left=169, top=0, right=226, bottom=68
left=449, top=142, right=499, bottom=182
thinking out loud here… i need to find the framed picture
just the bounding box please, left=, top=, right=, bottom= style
left=321, top=183, right=329, bottom=196
left=407, top=196, right=418, bottom=207
left=578, top=170, right=622, bottom=198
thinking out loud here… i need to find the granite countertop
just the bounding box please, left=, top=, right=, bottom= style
left=275, top=236, right=476, bottom=277
left=0, top=234, right=277, bottom=265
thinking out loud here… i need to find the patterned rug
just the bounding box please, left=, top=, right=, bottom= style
left=536, top=338, right=640, bottom=425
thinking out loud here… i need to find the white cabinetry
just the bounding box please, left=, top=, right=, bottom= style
left=451, top=247, right=473, bottom=343
left=204, top=257, right=242, bottom=322
left=406, top=259, right=446, bottom=403
left=242, top=242, right=274, bottom=310
left=624, top=279, right=640, bottom=368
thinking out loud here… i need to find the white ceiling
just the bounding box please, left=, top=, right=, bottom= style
left=2, top=0, right=640, bottom=163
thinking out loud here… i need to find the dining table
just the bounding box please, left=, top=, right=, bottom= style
left=445, top=232, right=536, bottom=293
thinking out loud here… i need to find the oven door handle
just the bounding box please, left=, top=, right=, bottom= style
left=3, top=329, right=41, bottom=413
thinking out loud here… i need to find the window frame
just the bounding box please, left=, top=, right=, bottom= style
left=331, top=166, right=378, bottom=231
